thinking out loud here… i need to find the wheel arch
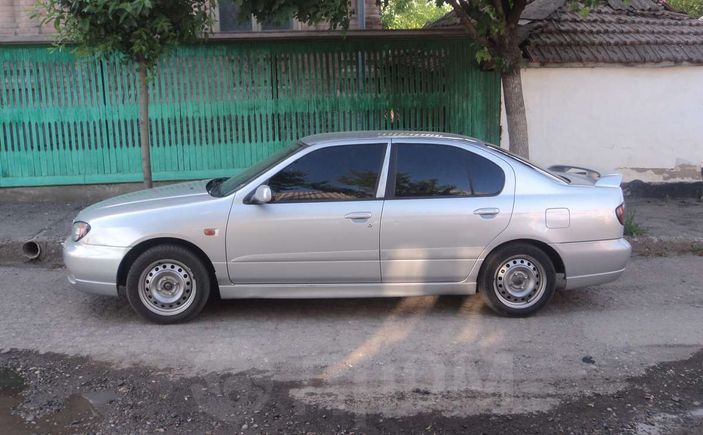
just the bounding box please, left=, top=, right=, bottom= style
left=116, top=237, right=219, bottom=297
left=477, top=239, right=566, bottom=290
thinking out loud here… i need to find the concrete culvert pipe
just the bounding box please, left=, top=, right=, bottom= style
left=22, top=240, right=42, bottom=260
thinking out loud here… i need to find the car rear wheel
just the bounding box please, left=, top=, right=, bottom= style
left=479, top=243, right=556, bottom=316
left=125, top=244, right=210, bottom=324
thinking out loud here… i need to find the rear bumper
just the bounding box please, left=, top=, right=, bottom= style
left=553, top=238, right=631, bottom=290
left=63, top=238, right=128, bottom=297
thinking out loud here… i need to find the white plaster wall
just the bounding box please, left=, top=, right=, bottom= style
left=500, top=66, right=703, bottom=182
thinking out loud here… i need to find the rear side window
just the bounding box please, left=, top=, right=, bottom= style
left=466, top=152, right=506, bottom=195
left=391, top=143, right=504, bottom=198
left=268, top=143, right=386, bottom=202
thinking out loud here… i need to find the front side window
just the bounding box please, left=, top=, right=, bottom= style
left=392, top=143, right=505, bottom=198
left=268, top=144, right=386, bottom=202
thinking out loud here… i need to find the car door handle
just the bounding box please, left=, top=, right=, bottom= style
left=473, top=208, right=500, bottom=217
left=344, top=212, right=372, bottom=221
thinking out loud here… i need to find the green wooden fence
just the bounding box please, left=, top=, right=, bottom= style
left=0, top=35, right=500, bottom=187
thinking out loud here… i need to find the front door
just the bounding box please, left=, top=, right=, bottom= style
left=380, top=142, right=514, bottom=283
left=226, top=142, right=388, bottom=284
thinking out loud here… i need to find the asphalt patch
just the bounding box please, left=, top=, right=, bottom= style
left=1, top=348, right=702, bottom=434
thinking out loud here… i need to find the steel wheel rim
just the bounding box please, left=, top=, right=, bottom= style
left=493, top=255, right=547, bottom=309
left=138, top=259, right=197, bottom=316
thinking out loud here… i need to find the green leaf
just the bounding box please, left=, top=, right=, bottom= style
left=36, top=0, right=215, bottom=73
left=381, top=0, right=451, bottom=29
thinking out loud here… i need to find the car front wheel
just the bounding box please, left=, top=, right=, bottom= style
left=479, top=243, right=556, bottom=316
left=125, top=244, right=211, bottom=324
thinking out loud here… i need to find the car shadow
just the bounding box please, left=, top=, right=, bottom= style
left=198, top=294, right=485, bottom=322
left=198, top=286, right=617, bottom=321
left=78, top=285, right=611, bottom=325
left=544, top=286, right=616, bottom=314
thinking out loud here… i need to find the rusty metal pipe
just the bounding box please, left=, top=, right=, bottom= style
left=22, top=240, right=42, bottom=260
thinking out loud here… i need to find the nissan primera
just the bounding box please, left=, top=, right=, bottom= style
left=64, top=132, right=631, bottom=323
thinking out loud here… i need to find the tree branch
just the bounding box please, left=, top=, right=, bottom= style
left=491, top=0, right=505, bottom=21
left=507, top=0, right=527, bottom=25
left=501, top=0, right=511, bottom=18
left=446, top=0, right=491, bottom=48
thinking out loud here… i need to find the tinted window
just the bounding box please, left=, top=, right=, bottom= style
left=268, top=144, right=386, bottom=202
left=465, top=152, right=506, bottom=195
left=218, top=0, right=253, bottom=31
left=392, top=144, right=504, bottom=198
left=261, top=19, right=294, bottom=30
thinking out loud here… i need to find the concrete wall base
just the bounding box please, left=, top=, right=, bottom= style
left=623, top=180, right=703, bottom=200
left=0, top=181, right=178, bottom=204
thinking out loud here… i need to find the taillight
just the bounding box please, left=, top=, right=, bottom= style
left=616, top=203, right=625, bottom=225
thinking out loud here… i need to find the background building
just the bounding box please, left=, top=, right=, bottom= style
left=0, top=0, right=382, bottom=38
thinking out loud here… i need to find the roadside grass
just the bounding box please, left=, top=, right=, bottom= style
left=624, top=208, right=646, bottom=237
left=692, top=243, right=703, bottom=256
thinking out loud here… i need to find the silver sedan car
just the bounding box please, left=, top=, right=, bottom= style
left=64, top=131, right=631, bottom=323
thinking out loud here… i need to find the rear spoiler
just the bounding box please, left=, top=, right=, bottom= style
left=548, top=165, right=622, bottom=188
left=594, top=174, right=623, bottom=188
left=548, top=165, right=601, bottom=180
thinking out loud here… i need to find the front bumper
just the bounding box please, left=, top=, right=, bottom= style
left=553, top=238, right=632, bottom=290
left=63, top=238, right=129, bottom=297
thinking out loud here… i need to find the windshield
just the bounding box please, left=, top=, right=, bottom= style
left=209, top=141, right=305, bottom=197
left=484, top=143, right=569, bottom=183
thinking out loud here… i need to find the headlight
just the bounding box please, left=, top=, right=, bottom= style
left=72, top=221, right=91, bottom=242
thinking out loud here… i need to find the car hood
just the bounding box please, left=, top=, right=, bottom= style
left=77, top=180, right=212, bottom=221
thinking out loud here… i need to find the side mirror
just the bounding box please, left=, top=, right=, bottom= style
left=251, top=185, right=272, bottom=204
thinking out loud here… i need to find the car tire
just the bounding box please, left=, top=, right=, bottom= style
left=479, top=243, right=556, bottom=317
left=125, top=244, right=211, bottom=324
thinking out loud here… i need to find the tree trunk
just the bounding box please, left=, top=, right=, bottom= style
left=138, top=61, right=153, bottom=189
left=501, top=67, right=530, bottom=159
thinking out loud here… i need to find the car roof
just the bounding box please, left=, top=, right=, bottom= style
left=300, top=131, right=483, bottom=146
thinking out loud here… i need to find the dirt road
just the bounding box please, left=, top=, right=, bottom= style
left=1, top=255, right=702, bottom=433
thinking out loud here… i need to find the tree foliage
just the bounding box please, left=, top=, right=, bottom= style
left=381, top=0, right=451, bottom=29
left=667, top=0, right=703, bottom=17
left=36, top=0, right=215, bottom=69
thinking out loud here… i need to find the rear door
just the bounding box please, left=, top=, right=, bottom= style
left=380, top=141, right=515, bottom=283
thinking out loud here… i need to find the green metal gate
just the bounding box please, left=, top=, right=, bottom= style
left=0, top=35, right=500, bottom=187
